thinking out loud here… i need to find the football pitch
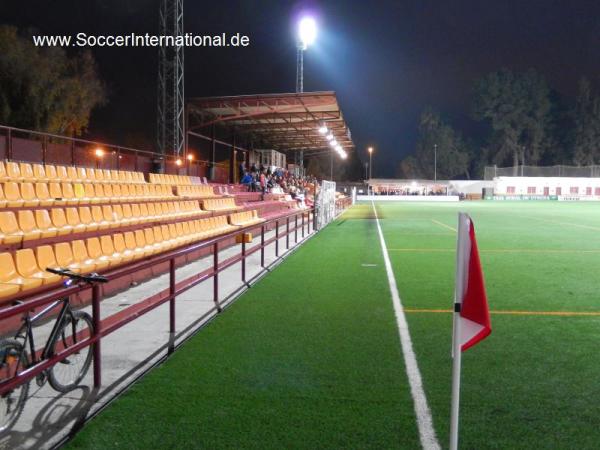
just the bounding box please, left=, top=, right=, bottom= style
left=68, top=201, right=600, bottom=449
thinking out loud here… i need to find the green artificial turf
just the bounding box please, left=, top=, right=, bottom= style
left=68, top=201, right=600, bottom=449
left=376, top=200, right=600, bottom=449
left=68, top=203, right=421, bottom=449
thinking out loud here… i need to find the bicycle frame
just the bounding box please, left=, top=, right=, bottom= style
left=14, top=298, right=72, bottom=367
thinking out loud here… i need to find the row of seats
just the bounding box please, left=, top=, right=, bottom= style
left=176, top=185, right=217, bottom=198
left=229, top=210, right=264, bottom=227
left=0, top=201, right=210, bottom=244
left=149, top=173, right=207, bottom=186
left=0, top=215, right=241, bottom=300
left=0, top=162, right=145, bottom=184
left=0, top=182, right=174, bottom=208
left=202, top=198, right=240, bottom=212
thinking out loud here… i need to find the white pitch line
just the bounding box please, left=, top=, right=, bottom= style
left=372, top=201, right=441, bottom=450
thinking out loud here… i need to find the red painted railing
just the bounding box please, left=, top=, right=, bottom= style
left=0, top=208, right=313, bottom=396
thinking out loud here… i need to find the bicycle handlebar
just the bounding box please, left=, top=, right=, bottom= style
left=46, top=267, right=108, bottom=284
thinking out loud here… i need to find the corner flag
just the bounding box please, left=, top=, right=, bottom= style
left=449, top=212, right=491, bottom=450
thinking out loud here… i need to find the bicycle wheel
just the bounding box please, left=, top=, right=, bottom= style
left=0, top=339, right=30, bottom=433
left=48, top=311, right=94, bottom=392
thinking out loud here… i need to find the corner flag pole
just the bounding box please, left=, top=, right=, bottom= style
left=449, top=212, right=468, bottom=450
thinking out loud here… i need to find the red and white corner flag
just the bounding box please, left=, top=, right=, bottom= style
left=449, top=212, right=491, bottom=450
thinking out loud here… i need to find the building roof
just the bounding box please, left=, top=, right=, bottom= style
left=187, top=91, right=354, bottom=156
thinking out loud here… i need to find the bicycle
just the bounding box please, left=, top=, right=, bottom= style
left=0, top=268, right=107, bottom=433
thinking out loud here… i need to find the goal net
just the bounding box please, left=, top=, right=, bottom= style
left=315, top=180, right=336, bottom=229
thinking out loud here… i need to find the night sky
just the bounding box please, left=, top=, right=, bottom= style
left=4, top=0, right=600, bottom=177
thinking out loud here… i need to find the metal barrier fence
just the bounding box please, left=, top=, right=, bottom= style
left=315, top=180, right=336, bottom=229
left=484, top=165, right=600, bottom=179
left=0, top=209, right=313, bottom=396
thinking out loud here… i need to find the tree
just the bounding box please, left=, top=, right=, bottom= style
left=472, top=69, right=554, bottom=168
left=398, top=109, right=470, bottom=179
left=0, top=25, right=106, bottom=136
left=572, top=78, right=600, bottom=165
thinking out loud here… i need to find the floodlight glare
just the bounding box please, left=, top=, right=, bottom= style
left=341, top=152, right=347, bottom=159
left=175, top=158, right=182, bottom=166
left=326, top=134, right=334, bottom=141
left=298, top=17, right=317, bottom=50
left=318, top=125, right=328, bottom=134
left=330, top=139, right=338, bottom=147
left=94, top=148, right=104, bottom=158
left=187, top=154, right=194, bottom=161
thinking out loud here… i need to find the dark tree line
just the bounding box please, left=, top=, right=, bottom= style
left=0, top=25, right=106, bottom=136
left=398, top=69, right=600, bottom=179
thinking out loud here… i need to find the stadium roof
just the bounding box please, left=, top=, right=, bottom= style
left=186, top=91, right=354, bottom=156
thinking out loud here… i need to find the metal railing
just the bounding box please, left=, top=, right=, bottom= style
left=0, top=208, right=313, bottom=396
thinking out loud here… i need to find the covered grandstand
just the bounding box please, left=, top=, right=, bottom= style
left=0, top=92, right=354, bottom=447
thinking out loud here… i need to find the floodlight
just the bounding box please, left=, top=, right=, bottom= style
left=368, top=146, right=373, bottom=154
left=298, top=17, right=317, bottom=50
left=94, top=148, right=104, bottom=158
left=187, top=154, right=194, bottom=161
left=318, top=125, right=328, bottom=134
left=175, top=158, right=182, bottom=166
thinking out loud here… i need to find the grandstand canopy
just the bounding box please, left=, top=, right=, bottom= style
left=186, top=91, right=354, bottom=156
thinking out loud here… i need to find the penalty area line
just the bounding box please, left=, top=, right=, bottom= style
left=404, top=308, right=600, bottom=317
left=372, top=201, right=441, bottom=450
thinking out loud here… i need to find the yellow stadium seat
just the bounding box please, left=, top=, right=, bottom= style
left=124, top=231, right=145, bottom=260
left=0, top=252, right=42, bottom=292
left=102, top=205, right=120, bottom=228
left=45, top=165, right=57, bottom=180
left=82, top=183, right=99, bottom=203
left=60, top=183, right=78, bottom=205
left=111, top=184, right=122, bottom=202
left=99, top=235, right=123, bottom=267
left=19, top=163, right=34, bottom=181
left=4, top=182, right=24, bottom=207
left=91, top=206, right=110, bottom=230
left=55, top=166, right=69, bottom=181
left=103, top=183, right=114, bottom=199
left=134, top=230, right=153, bottom=257
left=144, top=228, right=163, bottom=253
left=18, top=183, right=38, bottom=207
left=112, top=233, right=135, bottom=263
left=69, top=240, right=98, bottom=273
left=34, top=210, right=59, bottom=238
left=121, top=204, right=137, bottom=226
left=138, top=203, right=151, bottom=223
left=67, top=166, right=79, bottom=182
left=0, top=185, right=7, bottom=208
left=50, top=209, right=73, bottom=236
left=73, top=183, right=86, bottom=202
left=93, top=168, right=104, bottom=183
left=76, top=167, right=87, bottom=180
left=85, top=237, right=112, bottom=270
left=48, top=182, right=67, bottom=206
left=32, top=164, right=48, bottom=182
left=35, top=183, right=53, bottom=207
left=15, top=248, right=61, bottom=285
left=65, top=207, right=87, bottom=234
left=0, top=211, right=24, bottom=244
left=17, top=210, right=42, bottom=241
left=35, top=245, right=61, bottom=275
left=94, top=183, right=107, bottom=201
left=0, top=162, right=9, bottom=182
left=78, top=207, right=99, bottom=232
left=6, top=162, right=21, bottom=180
left=130, top=203, right=142, bottom=222
left=102, top=170, right=112, bottom=183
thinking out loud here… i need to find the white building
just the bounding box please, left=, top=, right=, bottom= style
left=493, top=176, right=600, bottom=199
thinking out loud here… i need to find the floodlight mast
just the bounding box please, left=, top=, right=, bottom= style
left=296, top=17, right=317, bottom=176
